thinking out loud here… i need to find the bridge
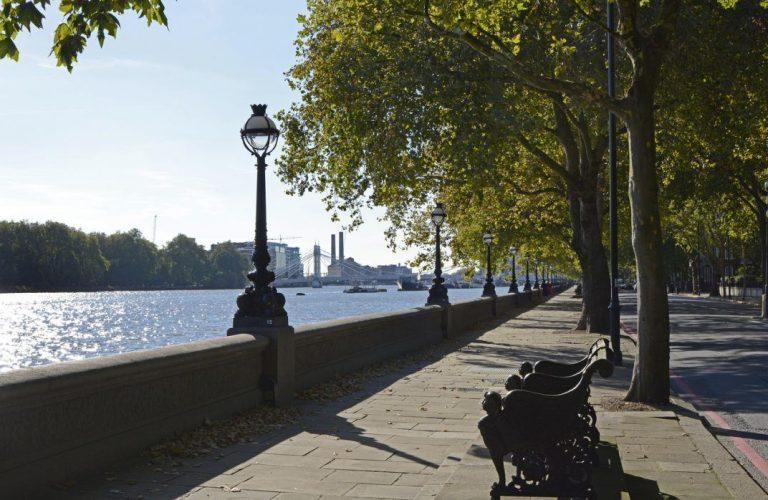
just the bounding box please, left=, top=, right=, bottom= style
left=272, top=231, right=414, bottom=287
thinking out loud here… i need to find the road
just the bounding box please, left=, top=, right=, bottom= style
left=621, top=292, right=768, bottom=492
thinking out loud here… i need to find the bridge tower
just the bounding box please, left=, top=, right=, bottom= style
left=313, top=244, right=322, bottom=280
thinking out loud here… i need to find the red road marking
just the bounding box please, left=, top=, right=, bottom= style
left=619, top=321, right=768, bottom=479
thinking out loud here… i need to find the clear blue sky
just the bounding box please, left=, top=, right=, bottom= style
left=0, top=0, right=417, bottom=268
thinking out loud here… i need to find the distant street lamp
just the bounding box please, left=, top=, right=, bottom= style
left=523, top=255, right=531, bottom=291
left=426, top=203, right=450, bottom=306
left=533, top=258, right=540, bottom=289
left=233, top=104, right=288, bottom=328
left=482, top=233, right=497, bottom=297
left=508, top=246, right=518, bottom=294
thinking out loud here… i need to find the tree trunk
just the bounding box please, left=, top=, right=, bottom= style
left=579, top=193, right=610, bottom=333
left=624, top=90, right=670, bottom=404
left=576, top=300, right=588, bottom=330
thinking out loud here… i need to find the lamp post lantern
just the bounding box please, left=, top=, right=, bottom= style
left=233, top=104, right=288, bottom=328
left=523, top=255, right=531, bottom=291
left=482, top=233, right=497, bottom=297
left=508, top=246, right=519, bottom=293
left=533, top=258, right=540, bottom=289
left=426, top=203, right=450, bottom=306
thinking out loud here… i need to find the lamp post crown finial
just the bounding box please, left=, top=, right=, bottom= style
left=250, top=104, right=268, bottom=116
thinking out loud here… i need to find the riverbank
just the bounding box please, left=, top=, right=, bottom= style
left=0, top=288, right=556, bottom=494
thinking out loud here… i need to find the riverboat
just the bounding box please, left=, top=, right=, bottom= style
left=396, top=276, right=428, bottom=291
left=343, top=284, right=387, bottom=293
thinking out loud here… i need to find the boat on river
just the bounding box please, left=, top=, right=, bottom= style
left=343, top=283, right=387, bottom=293
left=396, top=276, right=428, bottom=291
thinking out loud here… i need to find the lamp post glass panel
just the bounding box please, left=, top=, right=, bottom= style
left=508, top=246, right=518, bottom=293
left=524, top=255, right=531, bottom=291
left=233, top=104, right=288, bottom=328
left=482, top=233, right=497, bottom=297
left=426, top=203, right=450, bottom=306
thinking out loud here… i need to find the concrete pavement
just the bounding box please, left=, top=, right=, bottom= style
left=621, top=292, right=768, bottom=492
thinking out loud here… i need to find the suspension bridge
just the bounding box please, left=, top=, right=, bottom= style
left=272, top=232, right=414, bottom=287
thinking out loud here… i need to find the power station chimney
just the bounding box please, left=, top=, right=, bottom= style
left=338, top=231, right=345, bottom=262
left=331, top=234, right=336, bottom=263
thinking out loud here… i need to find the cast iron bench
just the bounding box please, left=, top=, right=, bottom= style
left=517, top=337, right=611, bottom=378
left=479, top=347, right=613, bottom=498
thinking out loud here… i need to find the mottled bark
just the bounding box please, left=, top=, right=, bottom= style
left=624, top=89, right=670, bottom=404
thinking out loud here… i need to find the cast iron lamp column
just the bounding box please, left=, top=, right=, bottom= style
left=233, top=104, right=288, bottom=328
left=426, top=203, right=450, bottom=306
left=508, top=246, right=518, bottom=293
left=533, top=259, right=540, bottom=289
left=763, top=180, right=768, bottom=319
left=523, top=256, right=531, bottom=291
left=482, top=233, right=497, bottom=297
left=607, top=0, right=623, bottom=365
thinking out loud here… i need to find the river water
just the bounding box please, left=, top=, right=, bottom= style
left=0, top=285, right=494, bottom=373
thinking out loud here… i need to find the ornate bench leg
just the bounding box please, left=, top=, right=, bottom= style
left=479, top=416, right=507, bottom=494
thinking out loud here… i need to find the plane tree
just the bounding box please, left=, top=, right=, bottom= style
left=278, top=0, right=615, bottom=335
left=0, top=0, right=167, bottom=70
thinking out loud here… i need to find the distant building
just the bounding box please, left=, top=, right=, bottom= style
left=376, top=264, right=413, bottom=277
left=327, top=258, right=412, bottom=279
left=231, top=241, right=303, bottom=278
left=285, top=246, right=303, bottom=278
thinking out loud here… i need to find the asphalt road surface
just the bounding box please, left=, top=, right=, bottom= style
left=620, top=292, right=768, bottom=493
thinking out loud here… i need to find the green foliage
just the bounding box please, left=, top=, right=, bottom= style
left=0, top=221, right=249, bottom=291
left=0, top=0, right=167, bottom=70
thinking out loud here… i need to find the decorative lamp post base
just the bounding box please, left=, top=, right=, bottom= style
left=426, top=282, right=450, bottom=306
left=762, top=294, right=768, bottom=320
left=482, top=282, right=497, bottom=298
left=523, top=281, right=531, bottom=292
left=233, top=283, right=288, bottom=328
left=508, top=280, right=519, bottom=294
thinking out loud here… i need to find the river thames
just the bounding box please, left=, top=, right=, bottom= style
left=0, top=285, right=497, bottom=372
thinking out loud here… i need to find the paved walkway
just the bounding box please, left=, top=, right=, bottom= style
left=621, top=292, right=768, bottom=491
left=73, top=291, right=764, bottom=499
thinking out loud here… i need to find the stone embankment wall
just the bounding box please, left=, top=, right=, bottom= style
left=0, top=286, right=564, bottom=492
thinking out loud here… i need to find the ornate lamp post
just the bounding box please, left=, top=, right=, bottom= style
left=426, top=203, right=450, bottom=306
left=482, top=233, right=497, bottom=297
left=533, top=258, right=540, bottom=289
left=523, top=255, right=531, bottom=291
left=607, top=0, right=622, bottom=365
left=763, top=180, right=768, bottom=319
left=508, top=246, right=519, bottom=294
left=233, top=104, right=288, bottom=328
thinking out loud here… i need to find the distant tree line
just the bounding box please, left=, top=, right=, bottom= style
left=0, top=221, right=250, bottom=292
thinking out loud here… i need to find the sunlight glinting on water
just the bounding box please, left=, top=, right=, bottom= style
left=0, top=286, right=491, bottom=372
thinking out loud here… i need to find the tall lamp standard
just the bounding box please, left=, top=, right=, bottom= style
left=426, top=203, right=450, bottom=306
left=233, top=104, right=288, bottom=328
left=508, top=246, right=519, bottom=294
left=523, top=255, right=531, bottom=291
left=482, top=233, right=497, bottom=297
left=762, top=180, right=768, bottom=319
left=533, top=258, right=540, bottom=289
left=607, top=0, right=623, bottom=365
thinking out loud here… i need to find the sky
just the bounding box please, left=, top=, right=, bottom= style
left=0, top=0, right=418, bottom=269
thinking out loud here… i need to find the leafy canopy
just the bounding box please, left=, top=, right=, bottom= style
left=0, top=0, right=167, bottom=70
